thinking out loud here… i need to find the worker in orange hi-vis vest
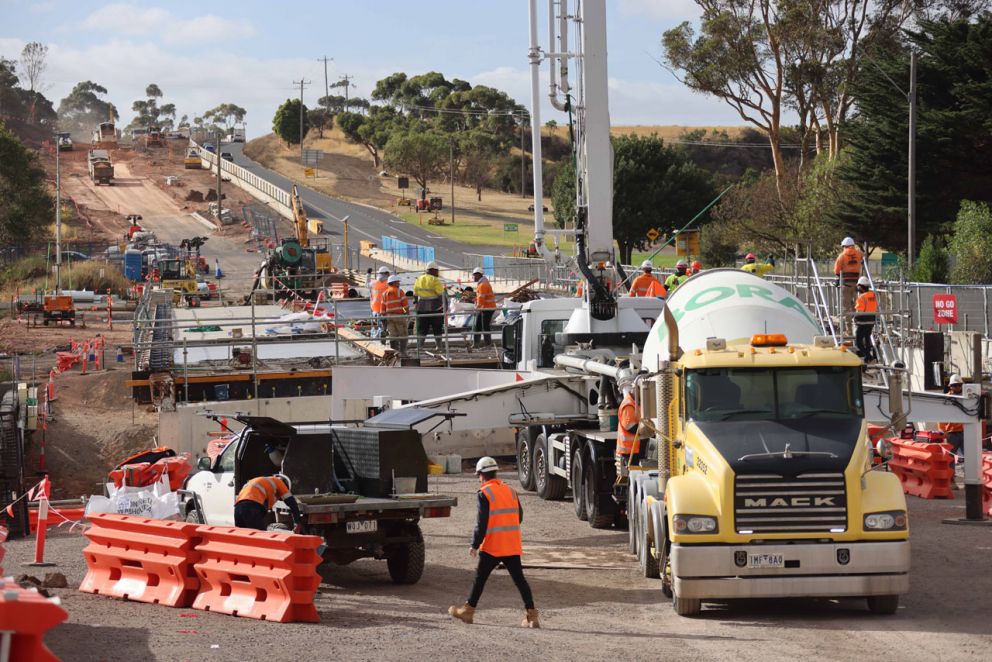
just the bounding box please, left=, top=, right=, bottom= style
left=471, top=267, right=497, bottom=347
left=449, top=457, right=539, bottom=629
left=629, top=260, right=665, bottom=297
left=234, top=473, right=302, bottom=531
left=381, top=274, right=410, bottom=354
left=834, top=237, right=864, bottom=328
left=369, top=266, right=390, bottom=339
left=853, top=276, right=878, bottom=362
left=938, top=374, right=965, bottom=472
left=690, top=259, right=703, bottom=275
left=616, top=386, right=643, bottom=476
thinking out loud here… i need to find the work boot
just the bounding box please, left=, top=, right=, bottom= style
left=522, top=608, right=541, bottom=628
left=448, top=603, right=475, bottom=624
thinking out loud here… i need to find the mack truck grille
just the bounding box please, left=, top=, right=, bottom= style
left=734, top=473, right=848, bottom=533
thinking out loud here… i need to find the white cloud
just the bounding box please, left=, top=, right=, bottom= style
left=76, top=3, right=254, bottom=43
left=617, top=0, right=701, bottom=22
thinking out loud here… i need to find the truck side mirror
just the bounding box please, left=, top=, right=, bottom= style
left=197, top=456, right=212, bottom=471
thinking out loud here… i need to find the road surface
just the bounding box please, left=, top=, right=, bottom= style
left=226, top=143, right=505, bottom=270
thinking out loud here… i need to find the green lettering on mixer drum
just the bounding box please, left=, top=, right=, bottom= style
left=659, top=284, right=818, bottom=339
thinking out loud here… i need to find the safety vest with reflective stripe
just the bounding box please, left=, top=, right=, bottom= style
left=381, top=284, right=409, bottom=315
left=236, top=475, right=290, bottom=509
left=834, top=247, right=863, bottom=280
left=856, top=290, right=878, bottom=313
left=370, top=279, right=389, bottom=314
left=665, top=273, right=688, bottom=293
left=479, top=479, right=522, bottom=557
left=475, top=277, right=496, bottom=309
left=617, top=391, right=640, bottom=455
left=629, top=272, right=663, bottom=297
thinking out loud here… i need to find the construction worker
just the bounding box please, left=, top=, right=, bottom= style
left=369, top=266, right=390, bottom=338
left=834, top=237, right=863, bottom=324
left=689, top=260, right=703, bottom=276
left=938, top=374, right=965, bottom=472
left=381, top=274, right=410, bottom=354
left=234, top=473, right=302, bottom=531
left=854, top=276, right=878, bottom=362
left=449, top=457, right=539, bottom=628
left=471, top=267, right=497, bottom=347
left=413, top=262, right=446, bottom=349
left=629, top=260, right=665, bottom=298
left=665, top=260, right=690, bottom=293
left=616, top=386, right=642, bottom=475
left=741, top=252, right=774, bottom=277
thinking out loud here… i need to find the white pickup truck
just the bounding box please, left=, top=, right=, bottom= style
left=181, top=416, right=457, bottom=584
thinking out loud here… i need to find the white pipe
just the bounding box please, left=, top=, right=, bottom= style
left=547, top=0, right=569, bottom=112
left=554, top=353, right=622, bottom=379
left=529, top=0, right=547, bottom=249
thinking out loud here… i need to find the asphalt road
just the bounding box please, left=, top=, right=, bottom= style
left=225, top=143, right=503, bottom=271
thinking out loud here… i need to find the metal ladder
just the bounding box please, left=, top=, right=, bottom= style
left=804, top=258, right=840, bottom=345
left=861, top=260, right=900, bottom=389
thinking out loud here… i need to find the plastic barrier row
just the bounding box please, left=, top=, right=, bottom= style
left=982, top=452, right=992, bottom=517
left=889, top=438, right=955, bottom=499
left=0, top=576, right=68, bottom=662
left=80, top=514, right=322, bottom=622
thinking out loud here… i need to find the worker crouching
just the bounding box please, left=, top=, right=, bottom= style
left=234, top=473, right=303, bottom=532
left=449, top=457, right=540, bottom=628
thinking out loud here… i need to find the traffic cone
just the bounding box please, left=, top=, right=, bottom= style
left=26, top=476, right=55, bottom=568
left=47, top=370, right=56, bottom=402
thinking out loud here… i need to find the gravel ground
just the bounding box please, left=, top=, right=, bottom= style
left=4, top=473, right=991, bottom=662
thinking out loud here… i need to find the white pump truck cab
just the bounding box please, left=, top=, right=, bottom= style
left=633, top=269, right=909, bottom=616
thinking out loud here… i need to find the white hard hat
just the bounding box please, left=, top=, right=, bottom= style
left=948, top=373, right=963, bottom=385
left=426, top=262, right=438, bottom=270
left=640, top=260, right=653, bottom=270
left=275, top=473, right=292, bottom=492
left=377, top=266, right=390, bottom=275
left=842, top=237, right=855, bottom=247
left=472, top=267, right=484, bottom=275
left=475, top=456, right=498, bottom=474
left=387, top=274, right=401, bottom=284
left=857, top=276, right=870, bottom=287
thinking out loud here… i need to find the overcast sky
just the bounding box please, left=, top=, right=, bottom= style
left=0, top=0, right=745, bottom=137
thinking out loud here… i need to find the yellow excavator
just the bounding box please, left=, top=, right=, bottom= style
left=290, top=184, right=332, bottom=275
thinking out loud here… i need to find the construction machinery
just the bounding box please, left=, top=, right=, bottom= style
left=42, top=295, right=75, bottom=326
left=55, top=132, right=73, bottom=151
left=184, top=146, right=202, bottom=169
left=158, top=257, right=199, bottom=304
left=146, top=126, right=164, bottom=148
left=91, top=121, right=117, bottom=148
left=87, top=149, right=114, bottom=185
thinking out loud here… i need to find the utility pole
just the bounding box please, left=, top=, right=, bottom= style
left=317, top=56, right=333, bottom=108
left=519, top=118, right=525, bottom=198
left=336, top=74, right=354, bottom=108
left=216, top=129, right=222, bottom=224
left=450, top=139, right=455, bottom=224
left=293, top=79, right=311, bottom=161
left=907, top=50, right=917, bottom=271
left=55, top=134, right=62, bottom=294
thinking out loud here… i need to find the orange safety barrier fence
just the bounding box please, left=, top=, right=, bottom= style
left=29, top=506, right=85, bottom=532
left=0, top=576, right=68, bottom=662
left=80, top=514, right=201, bottom=607
left=192, top=526, right=322, bottom=622
left=889, top=439, right=954, bottom=499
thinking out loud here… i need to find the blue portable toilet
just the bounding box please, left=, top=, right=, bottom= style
left=124, top=249, right=143, bottom=282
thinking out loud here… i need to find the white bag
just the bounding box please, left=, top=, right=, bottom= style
left=84, top=470, right=180, bottom=520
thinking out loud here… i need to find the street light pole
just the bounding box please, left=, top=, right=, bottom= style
left=907, top=50, right=917, bottom=271
left=55, top=135, right=62, bottom=294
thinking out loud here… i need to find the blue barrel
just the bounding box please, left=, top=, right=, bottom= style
left=124, top=249, right=143, bottom=281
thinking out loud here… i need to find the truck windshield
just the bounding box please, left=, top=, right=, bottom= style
left=686, top=366, right=863, bottom=422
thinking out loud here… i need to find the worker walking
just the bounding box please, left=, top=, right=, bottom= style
left=665, top=261, right=690, bottom=293
left=629, top=260, right=665, bottom=298
left=854, top=276, right=878, bottom=363
left=939, top=374, right=966, bottom=473
left=616, top=386, right=643, bottom=476
left=834, top=237, right=863, bottom=327
left=234, top=473, right=303, bottom=531
left=449, top=457, right=539, bottom=628
left=741, top=252, right=774, bottom=277
left=381, top=274, right=410, bottom=354
left=413, top=262, right=446, bottom=350
left=370, top=266, right=390, bottom=339
left=471, top=267, right=496, bottom=347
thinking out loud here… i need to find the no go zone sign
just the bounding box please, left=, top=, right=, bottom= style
left=933, top=293, right=958, bottom=325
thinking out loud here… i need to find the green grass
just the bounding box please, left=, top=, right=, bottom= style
left=1, top=258, right=130, bottom=298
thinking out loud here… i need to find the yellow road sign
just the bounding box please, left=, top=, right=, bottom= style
left=304, top=167, right=315, bottom=178
left=646, top=228, right=660, bottom=242
left=675, top=229, right=700, bottom=256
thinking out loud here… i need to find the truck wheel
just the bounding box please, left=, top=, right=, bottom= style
left=571, top=451, right=587, bottom=520
left=584, top=462, right=614, bottom=529
left=638, top=507, right=659, bottom=578
left=185, top=508, right=202, bottom=524
left=387, top=524, right=425, bottom=585
left=867, top=595, right=899, bottom=615
left=534, top=434, right=566, bottom=500
left=517, top=429, right=536, bottom=491
left=672, top=590, right=702, bottom=617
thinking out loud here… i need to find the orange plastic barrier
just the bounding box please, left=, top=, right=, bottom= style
left=982, top=452, right=992, bottom=517
left=0, top=524, right=7, bottom=574
left=0, top=577, right=68, bottom=662
left=889, top=439, right=954, bottom=499
left=108, top=455, right=192, bottom=491
left=80, top=514, right=201, bottom=607
left=867, top=424, right=888, bottom=444
left=192, top=526, right=322, bottom=622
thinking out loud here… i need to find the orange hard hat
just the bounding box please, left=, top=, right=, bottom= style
left=745, top=252, right=756, bottom=262
left=691, top=260, right=702, bottom=271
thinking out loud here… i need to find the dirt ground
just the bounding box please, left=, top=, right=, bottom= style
left=3, top=473, right=990, bottom=662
